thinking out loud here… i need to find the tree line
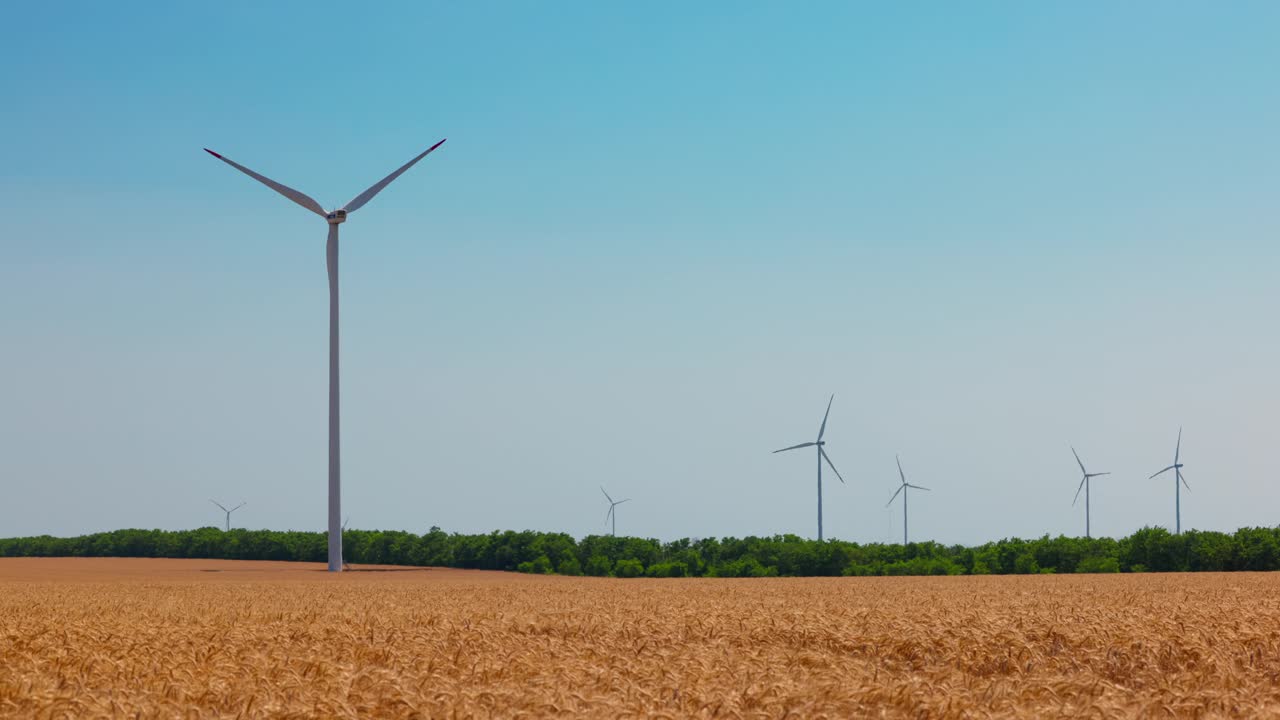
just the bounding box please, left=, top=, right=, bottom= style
left=2, top=526, right=1279, bottom=577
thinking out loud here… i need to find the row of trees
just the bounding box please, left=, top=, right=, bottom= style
left=2, top=526, right=1279, bottom=577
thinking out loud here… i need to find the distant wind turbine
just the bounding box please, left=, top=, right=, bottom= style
left=342, top=516, right=351, bottom=571
left=601, top=486, right=630, bottom=537
left=885, top=455, right=929, bottom=545
left=1149, top=427, right=1190, bottom=534
left=204, top=140, right=446, bottom=572
left=1071, top=446, right=1109, bottom=539
left=773, top=394, right=845, bottom=541
left=209, top=499, right=246, bottom=532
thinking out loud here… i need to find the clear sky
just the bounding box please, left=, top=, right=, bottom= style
left=2, top=2, right=1277, bottom=544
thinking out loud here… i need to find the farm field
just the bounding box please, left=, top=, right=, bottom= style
left=2, top=559, right=1279, bottom=718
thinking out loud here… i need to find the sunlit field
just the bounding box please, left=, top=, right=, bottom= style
left=2, top=559, right=1279, bottom=718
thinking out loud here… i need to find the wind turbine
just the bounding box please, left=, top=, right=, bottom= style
left=1071, top=446, right=1109, bottom=539
left=601, top=486, right=630, bottom=537
left=208, top=499, right=245, bottom=532
left=1149, top=427, right=1190, bottom=534
left=204, top=140, right=446, bottom=572
left=885, top=455, right=929, bottom=545
left=772, top=394, right=845, bottom=541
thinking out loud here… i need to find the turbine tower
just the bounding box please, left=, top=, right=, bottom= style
left=601, top=486, right=630, bottom=537
left=205, top=140, right=446, bottom=572
left=208, top=499, right=245, bottom=532
left=772, top=394, right=845, bottom=541
left=1149, top=427, right=1190, bottom=534
left=1071, top=446, right=1109, bottom=539
left=885, top=455, right=929, bottom=545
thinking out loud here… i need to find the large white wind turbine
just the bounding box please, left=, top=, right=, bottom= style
left=209, top=499, right=246, bottom=532
left=205, top=140, right=446, bottom=572
left=601, top=486, right=630, bottom=537
left=772, top=395, right=845, bottom=541
left=1071, top=446, right=1109, bottom=539
left=1149, top=427, right=1190, bottom=534
left=886, top=455, right=929, bottom=545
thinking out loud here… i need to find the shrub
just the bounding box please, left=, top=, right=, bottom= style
left=584, top=555, right=613, bottom=577
left=1013, top=552, right=1040, bottom=575
left=1075, top=557, right=1120, bottom=574
left=613, top=559, right=645, bottom=578
left=645, top=561, right=688, bottom=578
left=516, top=555, right=553, bottom=574
left=557, top=556, right=583, bottom=576
left=711, top=557, right=778, bottom=578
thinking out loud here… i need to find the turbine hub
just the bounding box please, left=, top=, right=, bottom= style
left=325, top=209, right=348, bottom=225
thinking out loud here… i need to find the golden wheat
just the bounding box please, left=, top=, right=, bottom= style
left=1, top=559, right=1279, bottom=718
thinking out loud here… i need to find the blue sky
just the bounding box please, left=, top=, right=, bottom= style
left=2, top=2, right=1277, bottom=543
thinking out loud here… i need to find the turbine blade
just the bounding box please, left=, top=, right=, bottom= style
left=896, top=454, right=906, bottom=485
left=616, top=499, right=631, bottom=504
left=1072, top=476, right=1086, bottom=506
left=209, top=499, right=228, bottom=513
left=605, top=506, right=613, bottom=526
left=1149, top=465, right=1175, bottom=479
left=1179, top=469, right=1190, bottom=492
left=820, top=448, right=845, bottom=484
left=908, top=484, right=931, bottom=491
left=232, top=502, right=246, bottom=512
left=203, top=149, right=326, bottom=217
left=886, top=485, right=904, bottom=507
left=773, top=442, right=816, bottom=454
left=817, top=394, right=834, bottom=441
left=600, top=486, right=613, bottom=503
left=342, top=139, right=446, bottom=214
left=1087, top=472, right=1111, bottom=478
left=1071, top=446, right=1087, bottom=475
left=1175, top=426, right=1182, bottom=464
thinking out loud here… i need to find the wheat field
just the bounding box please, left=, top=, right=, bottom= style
left=2, top=559, right=1279, bottom=718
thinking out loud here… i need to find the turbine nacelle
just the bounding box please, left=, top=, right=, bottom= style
left=325, top=209, right=348, bottom=225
